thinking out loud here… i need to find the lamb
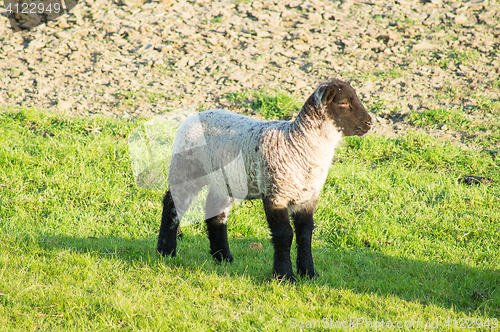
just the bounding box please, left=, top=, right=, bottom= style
left=157, top=79, right=372, bottom=282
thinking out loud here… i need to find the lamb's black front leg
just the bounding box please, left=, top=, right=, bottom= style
left=291, top=203, right=317, bottom=279
left=157, top=190, right=180, bottom=257
left=263, top=197, right=295, bottom=282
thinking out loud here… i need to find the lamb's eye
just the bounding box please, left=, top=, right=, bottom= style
left=338, top=102, right=350, bottom=108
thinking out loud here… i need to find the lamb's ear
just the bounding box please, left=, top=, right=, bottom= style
left=314, top=84, right=338, bottom=106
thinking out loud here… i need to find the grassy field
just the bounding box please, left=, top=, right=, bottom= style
left=0, top=102, right=499, bottom=331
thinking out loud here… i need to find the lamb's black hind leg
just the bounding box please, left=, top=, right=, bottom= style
left=205, top=191, right=233, bottom=263
left=291, top=204, right=317, bottom=279
left=157, top=190, right=180, bottom=257
left=263, top=197, right=295, bottom=282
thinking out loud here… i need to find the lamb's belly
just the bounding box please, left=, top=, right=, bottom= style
left=209, top=176, right=263, bottom=201
left=206, top=152, right=265, bottom=200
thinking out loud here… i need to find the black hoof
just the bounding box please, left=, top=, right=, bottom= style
left=212, top=251, right=234, bottom=263
left=157, top=239, right=176, bottom=257
left=274, top=272, right=296, bottom=283
left=298, top=269, right=316, bottom=279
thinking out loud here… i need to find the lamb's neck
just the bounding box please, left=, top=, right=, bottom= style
left=287, top=105, right=342, bottom=155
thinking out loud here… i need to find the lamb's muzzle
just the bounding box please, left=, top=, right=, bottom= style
left=157, top=78, right=372, bottom=282
left=356, top=121, right=372, bottom=136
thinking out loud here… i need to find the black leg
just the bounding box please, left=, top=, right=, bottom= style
left=157, top=190, right=180, bottom=257
left=262, top=197, right=295, bottom=282
left=291, top=203, right=317, bottom=279
left=206, top=213, right=233, bottom=262
left=205, top=191, right=233, bottom=262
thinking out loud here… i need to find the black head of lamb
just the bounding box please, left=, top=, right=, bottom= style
left=316, top=79, right=372, bottom=137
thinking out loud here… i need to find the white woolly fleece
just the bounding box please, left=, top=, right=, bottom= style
left=168, top=104, right=343, bottom=216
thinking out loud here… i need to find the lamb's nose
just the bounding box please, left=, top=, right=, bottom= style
left=365, top=121, right=372, bottom=129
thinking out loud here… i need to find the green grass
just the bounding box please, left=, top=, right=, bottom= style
left=409, top=108, right=470, bottom=130
left=409, top=107, right=500, bottom=147
left=475, top=97, right=500, bottom=115
left=225, top=88, right=303, bottom=120
left=0, top=106, right=499, bottom=331
left=211, top=15, right=223, bottom=24
left=452, top=49, right=482, bottom=63
left=360, top=68, right=405, bottom=82
left=116, top=88, right=179, bottom=108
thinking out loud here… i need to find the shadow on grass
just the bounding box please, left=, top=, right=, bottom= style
left=36, top=232, right=499, bottom=317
